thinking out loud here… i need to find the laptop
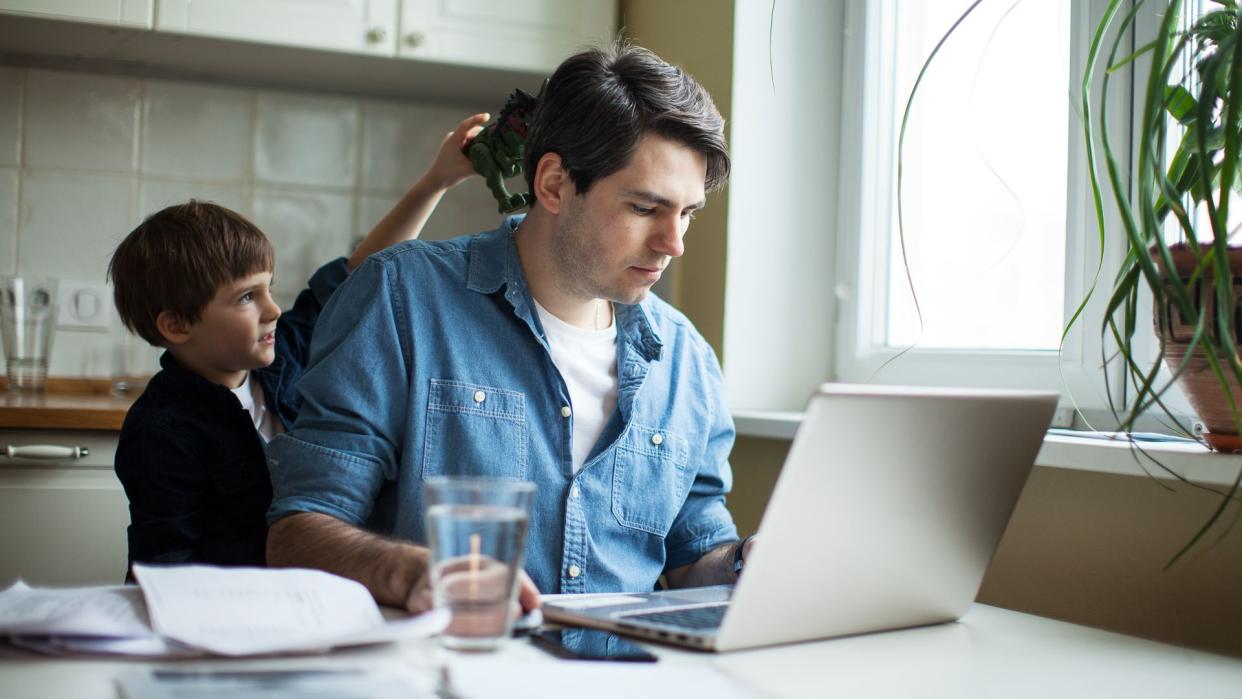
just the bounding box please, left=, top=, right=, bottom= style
left=542, top=383, right=1058, bottom=652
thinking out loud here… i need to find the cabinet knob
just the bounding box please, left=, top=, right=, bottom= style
left=405, top=31, right=426, bottom=48
left=3, top=444, right=90, bottom=460
left=366, top=27, right=387, bottom=44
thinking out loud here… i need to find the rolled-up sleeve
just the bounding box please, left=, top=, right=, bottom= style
left=266, top=256, right=411, bottom=527
left=663, top=345, right=739, bottom=571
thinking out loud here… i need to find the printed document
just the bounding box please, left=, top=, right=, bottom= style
left=132, top=564, right=447, bottom=656
left=0, top=581, right=153, bottom=638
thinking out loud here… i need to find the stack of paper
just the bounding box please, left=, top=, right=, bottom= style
left=0, top=564, right=447, bottom=657
left=0, top=581, right=185, bottom=657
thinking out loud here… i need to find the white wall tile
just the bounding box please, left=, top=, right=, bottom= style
left=356, top=193, right=396, bottom=248
left=361, top=101, right=468, bottom=193
left=252, top=189, right=354, bottom=306
left=50, top=325, right=128, bottom=378
left=11, top=67, right=510, bottom=378
left=142, top=80, right=252, bottom=180
left=50, top=326, right=161, bottom=382
left=0, top=68, right=21, bottom=167
left=358, top=183, right=502, bottom=249
left=0, top=168, right=16, bottom=274
left=138, top=179, right=251, bottom=222
left=25, top=70, right=140, bottom=173
left=436, top=183, right=511, bottom=239
left=255, top=93, right=357, bottom=189
left=19, top=170, right=135, bottom=282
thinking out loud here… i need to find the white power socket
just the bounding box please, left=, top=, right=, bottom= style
left=57, top=280, right=111, bottom=332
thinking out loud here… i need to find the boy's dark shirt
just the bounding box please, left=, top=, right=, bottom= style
left=114, top=259, right=348, bottom=578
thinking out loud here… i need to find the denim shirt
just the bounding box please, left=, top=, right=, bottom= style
left=267, top=216, right=739, bottom=594
left=114, top=258, right=348, bottom=576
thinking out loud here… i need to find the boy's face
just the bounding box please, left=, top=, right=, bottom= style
left=173, top=270, right=281, bottom=388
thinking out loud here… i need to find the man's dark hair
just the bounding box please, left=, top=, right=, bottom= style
left=108, top=200, right=274, bottom=347
left=523, top=42, right=730, bottom=199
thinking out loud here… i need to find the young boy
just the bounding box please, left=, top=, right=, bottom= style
left=108, top=114, right=489, bottom=576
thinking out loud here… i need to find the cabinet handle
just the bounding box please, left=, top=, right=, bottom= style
left=366, top=27, right=387, bottom=44
left=3, top=444, right=90, bottom=460
left=405, top=31, right=425, bottom=48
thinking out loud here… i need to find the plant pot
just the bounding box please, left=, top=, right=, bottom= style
left=1154, top=244, right=1242, bottom=452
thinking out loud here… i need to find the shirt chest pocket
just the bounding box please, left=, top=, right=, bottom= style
left=611, top=423, right=690, bottom=537
left=422, top=379, right=528, bottom=480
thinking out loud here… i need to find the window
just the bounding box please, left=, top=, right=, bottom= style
left=833, top=0, right=1145, bottom=419
left=881, top=1, right=1070, bottom=350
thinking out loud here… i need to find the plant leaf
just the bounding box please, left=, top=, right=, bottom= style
left=1164, top=84, right=1198, bottom=124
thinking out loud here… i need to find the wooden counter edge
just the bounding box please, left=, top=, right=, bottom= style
left=0, top=407, right=127, bottom=431
left=0, top=377, right=135, bottom=431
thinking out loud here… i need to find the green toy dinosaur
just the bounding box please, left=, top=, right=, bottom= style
left=464, top=88, right=538, bottom=214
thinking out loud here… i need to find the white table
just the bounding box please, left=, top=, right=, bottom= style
left=2, top=604, right=1241, bottom=698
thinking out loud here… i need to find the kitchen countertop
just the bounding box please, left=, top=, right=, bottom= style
left=0, top=378, right=138, bottom=431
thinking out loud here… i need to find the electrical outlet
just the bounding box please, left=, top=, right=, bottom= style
left=57, top=280, right=111, bottom=332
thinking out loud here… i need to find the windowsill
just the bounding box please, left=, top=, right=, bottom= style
left=733, top=411, right=1242, bottom=488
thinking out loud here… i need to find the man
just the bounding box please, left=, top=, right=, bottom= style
left=265, top=43, right=751, bottom=614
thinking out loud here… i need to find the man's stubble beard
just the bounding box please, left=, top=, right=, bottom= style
left=550, top=200, right=649, bottom=305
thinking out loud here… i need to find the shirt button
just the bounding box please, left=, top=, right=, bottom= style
left=571, top=485, right=581, bottom=498
left=473, top=390, right=486, bottom=403
left=651, top=433, right=664, bottom=446
left=568, top=565, right=581, bottom=578
left=561, top=405, right=572, bottom=418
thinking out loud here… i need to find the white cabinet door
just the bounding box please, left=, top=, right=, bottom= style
left=157, top=0, right=398, bottom=56
left=399, top=0, right=616, bottom=73
left=0, top=430, right=129, bottom=586
left=0, top=0, right=152, bottom=27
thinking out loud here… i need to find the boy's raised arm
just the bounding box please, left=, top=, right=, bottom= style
left=346, top=113, right=489, bottom=270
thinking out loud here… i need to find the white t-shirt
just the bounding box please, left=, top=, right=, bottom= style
left=533, top=299, right=619, bottom=473
left=230, top=371, right=281, bottom=443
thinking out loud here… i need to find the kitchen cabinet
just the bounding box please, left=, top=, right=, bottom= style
left=0, top=429, right=129, bottom=586
left=398, top=0, right=616, bottom=73
left=156, top=0, right=614, bottom=72
left=0, top=0, right=617, bottom=102
left=0, top=0, right=152, bottom=27
left=157, top=0, right=399, bottom=57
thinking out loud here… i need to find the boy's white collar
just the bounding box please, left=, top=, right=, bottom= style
left=229, top=371, right=267, bottom=434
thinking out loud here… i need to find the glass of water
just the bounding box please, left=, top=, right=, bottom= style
left=424, top=477, right=534, bottom=650
left=0, top=277, right=58, bottom=392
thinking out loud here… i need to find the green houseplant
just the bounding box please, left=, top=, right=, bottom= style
left=901, top=0, right=1242, bottom=562
left=1081, top=0, right=1242, bottom=559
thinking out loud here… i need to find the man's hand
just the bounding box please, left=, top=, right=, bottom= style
left=665, top=535, right=759, bottom=589
left=406, top=563, right=541, bottom=618
left=422, top=112, right=489, bottom=191
left=268, top=512, right=540, bottom=621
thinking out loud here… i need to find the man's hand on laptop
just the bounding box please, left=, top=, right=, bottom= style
left=743, top=536, right=758, bottom=564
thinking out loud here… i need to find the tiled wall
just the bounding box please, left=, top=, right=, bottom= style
left=0, top=66, right=501, bottom=378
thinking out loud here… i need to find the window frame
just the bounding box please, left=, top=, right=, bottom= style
left=831, top=0, right=1148, bottom=420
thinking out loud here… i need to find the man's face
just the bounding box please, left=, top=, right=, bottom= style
left=551, top=134, right=707, bottom=305
left=178, top=270, right=281, bottom=386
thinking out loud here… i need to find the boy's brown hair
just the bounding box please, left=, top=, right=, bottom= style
left=108, top=200, right=274, bottom=347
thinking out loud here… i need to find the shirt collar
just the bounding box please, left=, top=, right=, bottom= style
left=229, top=371, right=256, bottom=414
left=465, top=214, right=525, bottom=295
left=617, top=302, right=663, bottom=363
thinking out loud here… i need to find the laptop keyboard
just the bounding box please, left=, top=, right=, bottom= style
left=620, top=604, right=728, bottom=630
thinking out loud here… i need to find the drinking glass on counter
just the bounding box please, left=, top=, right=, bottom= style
left=424, top=477, right=534, bottom=650
left=0, top=277, right=58, bottom=392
